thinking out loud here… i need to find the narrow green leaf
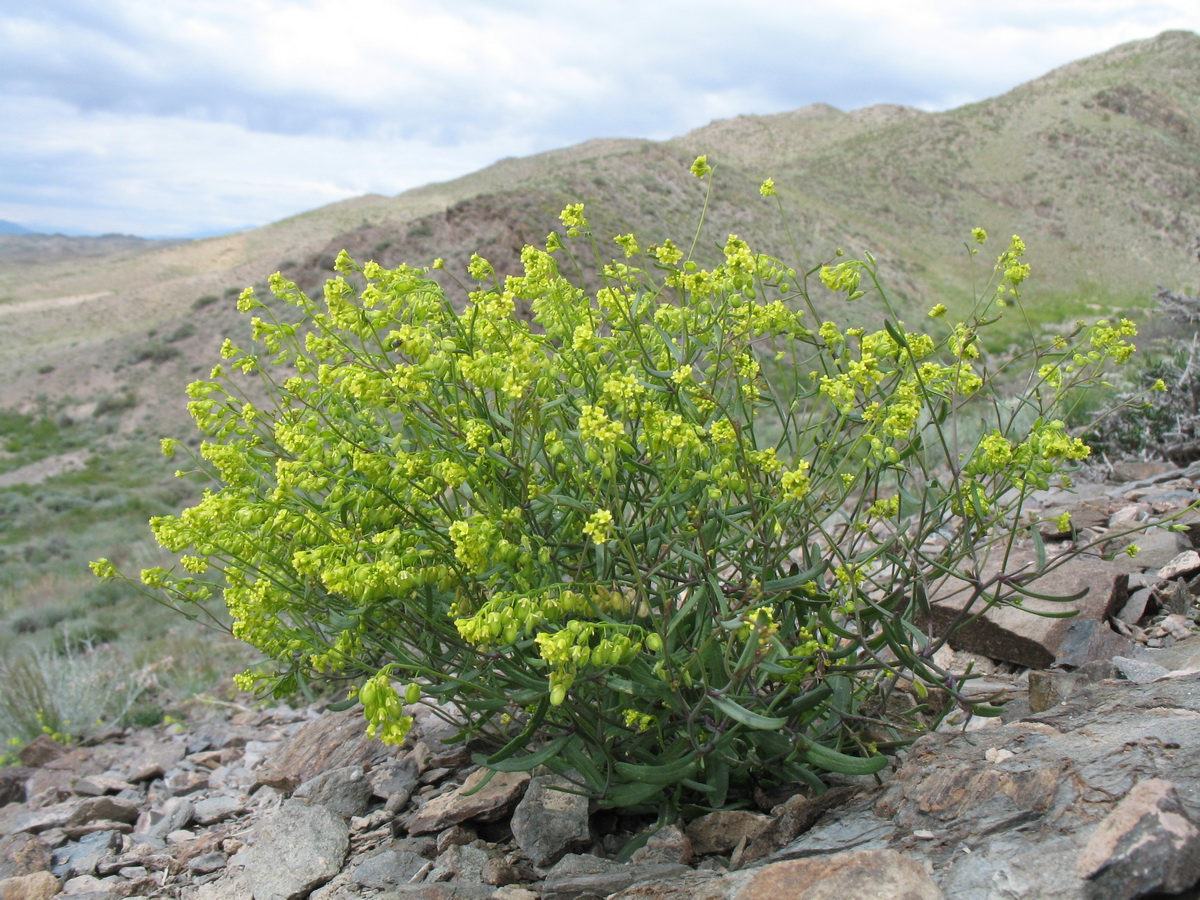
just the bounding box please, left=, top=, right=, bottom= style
left=602, top=778, right=670, bottom=809
left=970, top=703, right=1005, bottom=717
left=485, top=695, right=549, bottom=766
left=777, top=685, right=833, bottom=717
left=1030, top=524, right=1047, bottom=572
left=798, top=740, right=888, bottom=776
left=763, top=560, right=827, bottom=592
left=613, top=752, right=699, bottom=785
left=710, top=694, right=788, bottom=730
left=480, top=732, right=572, bottom=773
left=561, top=739, right=607, bottom=793
left=883, top=318, right=909, bottom=348
left=1006, top=580, right=1089, bottom=604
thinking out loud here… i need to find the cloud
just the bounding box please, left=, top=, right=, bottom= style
left=0, top=0, right=1195, bottom=235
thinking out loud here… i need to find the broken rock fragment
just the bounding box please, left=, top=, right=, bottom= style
left=1077, top=778, right=1200, bottom=899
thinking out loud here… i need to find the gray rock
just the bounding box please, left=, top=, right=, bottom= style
left=925, top=551, right=1127, bottom=668
left=540, top=855, right=690, bottom=899
left=630, top=824, right=692, bottom=865
left=510, top=775, right=591, bottom=867
left=606, top=869, right=725, bottom=899
left=51, top=830, right=121, bottom=878
left=0, top=769, right=32, bottom=807
left=685, top=810, right=771, bottom=857
left=72, top=775, right=138, bottom=797
left=428, top=843, right=490, bottom=884
left=24, top=748, right=111, bottom=803
left=1053, top=619, right=1142, bottom=668
left=1159, top=550, right=1200, bottom=582
left=1113, top=526, right=1190, bottom=570
left=0, top=870, right=61, bottom=900
left=64, top=796, right=139, bottom=828
left=192, top=795, right=247, bottom=825
left=1112, top=655, right=1170, bottom=683
left=124, top=740, right=187, bottom=782
left=1150, top=632, right=1200, bottom=670
left=0, top=833, right=52, bottom=880
left=293, top=765, right=372, bottom=819
left=404, top=769, right=529, bottom=836
left=142, top=796, right=194, bottom=839
left=255, top=706, right=394, bottom=792
left=230, top=799, right=349, bottom=900
left=371, top=757, right=420, bottom=808
left=8, top=801, right=75, bottom=835
left=188, top=851, right=227, bottom=874
left=702, top=850, right=944, bottom=900
left=15, top=736, right=66, bottom=768
left=1077, top=779, right=1200, bottom=899
left=736, top=787, right=859, bottom=868
left=372, top=885, right=495, bottom=899
left=1115, top=586, right=1154, bottom=623
left=351, top=838, right=436, bottom=889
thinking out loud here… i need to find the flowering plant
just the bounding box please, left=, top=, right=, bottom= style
left=95, top=159, right=1143, bottom=810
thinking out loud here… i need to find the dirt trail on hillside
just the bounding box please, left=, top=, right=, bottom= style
left=0, top=449, right=90, bottom=488
left=0, top=292, right=112, bottom=316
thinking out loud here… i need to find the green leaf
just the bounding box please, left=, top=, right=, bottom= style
left=884, top=318, right=909, bottom=348
left=970, top=703, right=1005, bottom=717
left=763, top=566, right=826, bottom=594
left=613, top=751, right=700, bottom=785
left=561, top=739, right=607, bottom=793
left=777, top=685, right=833, bottom=717
left=485, top=695, right=549, bottom=766
left=1030, top=523, right=1048, bottom=572
left=602, top=778, right=671, bottom=809
left=798, top=739, right=888, bottom=776
left=479, top=732, right=572, bottom=773
left=710, top=694, right=788, bottom=730
left=1006, top=580, right=1089, bottom=604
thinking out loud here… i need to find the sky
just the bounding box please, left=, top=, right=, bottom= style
left=1, top=1, right=1196, bottom=238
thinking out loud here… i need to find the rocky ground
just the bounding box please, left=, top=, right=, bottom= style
left=5, top=460, right=1200, bottom=900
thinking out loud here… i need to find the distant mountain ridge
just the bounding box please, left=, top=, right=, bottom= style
left=0, top=29, right=1198, bottom=438
left=0, top=219, right=31, bottom=235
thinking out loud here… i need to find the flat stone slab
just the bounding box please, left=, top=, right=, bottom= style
left=228, top=799, right=348, bottom=900
left=771, top=673, right=1200, bottom=899
left=926, top=550, right=1127, bottom=668
left=404, top=769, right=529, bottom=836
left=255, top=706, right=394, bottom=792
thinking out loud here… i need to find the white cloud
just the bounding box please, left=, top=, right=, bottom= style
left=0, top=0, right=1195, bottom=235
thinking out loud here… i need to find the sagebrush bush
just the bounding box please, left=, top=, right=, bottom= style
left=0, top=639, right=149, bottom=752
left=96, top=159, right=1147, bottom=810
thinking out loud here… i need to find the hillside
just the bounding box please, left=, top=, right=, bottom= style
left=0, top=29, right=1198, bottom=690
left=2, top=31, right=1199, bottom=431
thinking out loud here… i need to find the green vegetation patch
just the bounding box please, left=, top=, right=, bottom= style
left=95, top=158, right=1158, bottom=812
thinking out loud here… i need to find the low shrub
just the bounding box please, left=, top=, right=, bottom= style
left=93, top=389, right=138, bottom=417
left=96, top=159, right=1147, bottom=811
left=0, top=639, right=148, bottom=749
left=165, top=322, right=198, bottom=343
left=122, top=341, right=182, bottom=367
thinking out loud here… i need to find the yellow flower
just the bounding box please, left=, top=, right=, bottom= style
left=559, top=203, right=588, bottom=237
left=583, top=509, right=615, bottom=545
left=759, top=178, right=776, bottom=197
left=690, top=155, right=712, bottom=178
